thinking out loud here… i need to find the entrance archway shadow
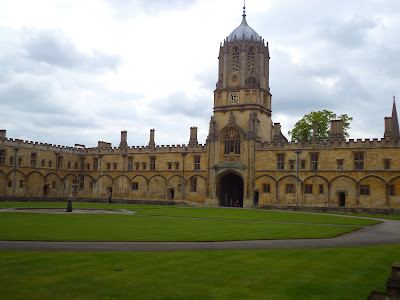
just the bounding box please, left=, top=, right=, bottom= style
left=339, top=192, right=346, bottom=206
left=217, top=172, right=244, bottom=207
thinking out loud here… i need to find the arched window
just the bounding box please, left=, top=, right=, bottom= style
left=232, top=47, right=240, bottom=72
left=224, top=130, right=241, bottom=155
left=247, top=47, right=255, bottom=74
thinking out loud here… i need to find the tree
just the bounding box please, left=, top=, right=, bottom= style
left=288, top=110, right=353, bottom=142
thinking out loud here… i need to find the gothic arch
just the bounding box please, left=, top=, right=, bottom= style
left=149, top=174, right=167, bottom=183
left=330, top=175, right=358, bottom=185
left=132, top=174, right=149, bottom=184
left=167, top=174, right=185, bottom=185
left=230, top=45, right=240, bottom=73
left=330, top=175, right=358, bottom=207
left=99, top=174, right=114, bottom=182
left=187, top=174, right=207, bottom=182
left=304, top=174, right=329, bottom=185
left=358, top=175, right=387, bottom=208
left=254, top=174, right=277, bottom=183
left=247, top=46, right=256, bottom=74
left=26, top=171, right=44, bottom=179
left=114, top=174, right=132, bottom=182
left=61, top=174, right=78, bottom=181
left=358, top=175, right=387, bottom=185
left=44, top=172, right=61, bottom=180
left=216, top=168, right=244, bottom=182
left=278, top=174, right=302, bottom=185
left=389, top=175, right=400, bottom=184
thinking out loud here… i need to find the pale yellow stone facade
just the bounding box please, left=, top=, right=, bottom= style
left=0, top=13, right=399, bottom=209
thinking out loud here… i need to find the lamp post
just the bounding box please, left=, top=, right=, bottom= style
left=294, top=150, right=302, bottom=207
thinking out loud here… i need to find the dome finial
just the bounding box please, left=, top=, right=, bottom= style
left=243, top=0, right=246, bottom=17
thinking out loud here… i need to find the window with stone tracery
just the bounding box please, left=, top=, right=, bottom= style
left=231, top=47, right=240, bottom=72
left=247, top=47, right=255, bottom=74
left=224, top=130, right=240, bottom=155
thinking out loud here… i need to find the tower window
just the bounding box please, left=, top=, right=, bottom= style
left=57, top=156, right=63, bottom=170
left=224, top=130, right=240, bottom=155
left=360, top=185, right=370, bottom=196
left=247, top=47, right=255, bottom=74
left=190, top=177, right=197, bottom=192
left=0, top=150, right=5, bottom=165
left=31, top=153, right=37, bottom=168
left=231, top=46, right=240, bottom=72
left=311, top=153, right=319, bottom=170
left=127, top=157, right=133, bottom=171
left=354, top=153, right=364, bottom=170
left=150, top=157, right=156, bottom=171
left=94, top=158, right=99, bottom=171
left=194, top=156, right=200, bottom=170
left=277, top=154, right=284, bottom=170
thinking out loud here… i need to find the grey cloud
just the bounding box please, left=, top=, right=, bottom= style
left=316, top=15, right=378, bottom=48
left=24, top=29, right=120, bottom=72
left=154, top=91, right=212, bottom=119
left=0, top=80, right=64, bottom=113
left=103, top=0, right=197, bottom=18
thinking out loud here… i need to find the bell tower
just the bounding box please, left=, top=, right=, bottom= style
left=206, top=5, right=272, bottom=208
left=212, top=5, right=272, bottom=143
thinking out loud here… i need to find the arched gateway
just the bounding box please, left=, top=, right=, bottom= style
left=217, top=172, right=244, bottom=207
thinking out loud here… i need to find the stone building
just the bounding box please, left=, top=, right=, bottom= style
left=1, top=8, right=400, bottom=209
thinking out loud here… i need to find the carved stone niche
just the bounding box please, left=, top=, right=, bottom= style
left=245, top=76, right=260, bottom=88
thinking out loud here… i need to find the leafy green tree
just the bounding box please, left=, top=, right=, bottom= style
left=288, top=110, right=353, bottom=142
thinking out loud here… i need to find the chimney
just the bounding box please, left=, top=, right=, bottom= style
left=330, top=120, right=345, bottom=141
left=0, top=130, right=6, bottom=139
left=312, top=121, right=317, bottom=142
left=97, top=141, right=111, bottom=148
left=384, top=117, right=393, bottom=139
left=188, top=127, right=198, bottom=146
left=149, top=129, right=155, bottom=148
left=272, top=123, right=288, bottom=143
left=119, top=130, right=128, bottom=148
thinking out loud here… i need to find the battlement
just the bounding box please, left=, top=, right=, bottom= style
left=0, top=136, right=207, bottom=155
left=258, top=137, right=400, bottom=150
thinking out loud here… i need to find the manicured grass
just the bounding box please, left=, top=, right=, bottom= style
left=0, top=212, right=359, bottom=241
left=134, top=206, right=380, bottom=225
left=326, top=212, right=400, bottom=220
left=0, top=202, right=380, bottom=225
left=1, top=245, right=399, bottom=299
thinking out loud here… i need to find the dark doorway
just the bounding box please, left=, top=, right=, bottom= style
left=218, top=173, right=244, bottom=207
left=254, top=191, right=259, bottom=208
left=43, top=185, right=49, bottom=196
left=339, top=193, right=346, bottom=206
left=169, top=188, right=174, bottom=200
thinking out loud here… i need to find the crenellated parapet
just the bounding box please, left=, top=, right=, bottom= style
left=258, top=137, right=400, bottom=150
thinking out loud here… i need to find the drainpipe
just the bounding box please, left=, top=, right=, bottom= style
left=55, top=153, right=59, bottom=199
left=97, top=154, right=102, bottom=201
left=181, top=152, right=187, bottom=200
left=122, top=154, right=126, bottom=202
left=294, top=150, right=302, bottom=207
left=12, top=147, right=19, bottom=198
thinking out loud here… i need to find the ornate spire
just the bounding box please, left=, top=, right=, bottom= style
left=243, top=1, right=246, bottom=17
left=392, top=95, right=399, bottom=141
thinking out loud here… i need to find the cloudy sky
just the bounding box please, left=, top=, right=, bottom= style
left=1, top=0, right=399, bottom=147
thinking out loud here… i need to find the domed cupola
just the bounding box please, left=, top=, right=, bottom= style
left=228, top=5, right=260, bottom=42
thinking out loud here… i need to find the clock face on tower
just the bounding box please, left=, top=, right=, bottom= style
left=229, top=92, right=239, bottom=103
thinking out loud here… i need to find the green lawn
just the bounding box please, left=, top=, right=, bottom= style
left=0, top=202, right=381, bottom=225
left=1, top=245, right=400, bottom=299
left=0, top=212, right=360, bottom=241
